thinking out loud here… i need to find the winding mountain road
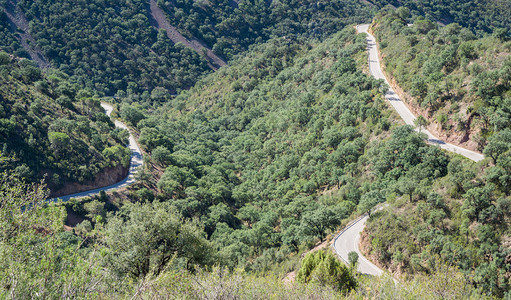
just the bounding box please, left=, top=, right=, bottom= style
left=333, top=213, right=383, bottom=276
left=332, top=24, right=485, bottom=277
left=358, top=24, right=484, bottom=162
left=49, top=103, right=143, bottom=202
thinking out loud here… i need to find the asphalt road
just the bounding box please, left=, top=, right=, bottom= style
left=333, top=213, right=383, bottom=276
left=357, top=24, right=484, bottom=162
left=332, top=25, right=486, bottom=277
left=48, top=103, right=143, bottom=202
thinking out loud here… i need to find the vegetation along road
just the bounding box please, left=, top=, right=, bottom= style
left=333, top=24, right=486, bottom=277
left=49, top=103, right=143, bottom=202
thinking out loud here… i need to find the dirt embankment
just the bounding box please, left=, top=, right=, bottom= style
left=369, top=26, right=479, bottom=152
left=148, top=0, right=226, bottom=70
left=4, top=0, right=51, bottom=68
left=50, top=164, right=129, bottom=198
left=358, top=230, right=391, bottom=272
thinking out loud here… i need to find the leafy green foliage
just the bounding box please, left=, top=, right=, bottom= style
left=158, top=0, right=374, bottom=60
left=366, top=152, right=511, bottom=297
left=6, top=0, right=210, bottom=96
left=370, top=0, right=511, bottom=34
left=372, top=11, right=511, bottom=151
left=0, top=168, right=491, bottom=298
left=104, top=201, right=213, bottom=278
left=115, top=25, right=458, bottom=277
left=0, top=171, right=98, bottom=298
left=0, top=0, right=374, bottom=97
left=348, top=251, right=358, bottom=269
left=127, top=28, right=399, bottom=271
left=0, top=12, right=24, bottom=57
left=0, top=58, right=129, bottom=194
left=297, top=250, right=357, bottom=292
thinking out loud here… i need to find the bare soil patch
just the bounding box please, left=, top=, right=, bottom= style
left=148, top=0, right=226, bottom=70
left=4, top=0, right=50, bottom=68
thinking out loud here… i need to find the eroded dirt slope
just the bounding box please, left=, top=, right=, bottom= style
left=4, top=0, right=50, bottom=68
left=148, top=0, right=226, bottom=70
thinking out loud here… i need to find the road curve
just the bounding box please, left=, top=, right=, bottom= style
left=333, top=213, right=383, bottom=276
left=48, top=103, right=143, bottom=202
left=357, top=24, right=484, bottom=162
left=332, top=25, right=486, bottom=277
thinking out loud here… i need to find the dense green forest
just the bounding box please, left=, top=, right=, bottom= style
left=0, top=0, right=374, bottom=97
left=157, top=0, right=374, bottom=59
left=125, top=28, right=401, bottom=271
left=2, top=0, right=508, bottom=98
left=370, top=0, right=511, bottom=34
left=371, top=10, right=511, bottom=151
left=351, top=10, right=511, bottom=298
left=0, top=9, right=24, bottom=57
left=0, top=26, right=490, bottom=293
left=7, top=0, right=211, bottom=96
left=365, top=154, right=511, bottom=297
left=0, top=171, right=489, bottom=298
left=0, top=53, right=130, bottom=194
left=2, top=0, right=511, bottom=298
left=112, top=25, right=487, bottom=290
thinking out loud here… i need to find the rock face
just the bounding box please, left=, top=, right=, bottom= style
left=50, top=164, right=129, bottom=198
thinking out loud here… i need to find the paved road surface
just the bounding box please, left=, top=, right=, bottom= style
left=333, top=213, right=383, bottom=276
left=48, top=103, right=143, bottom=202
left=357, top=24, right=484, bottom=162
left=332, top=25, right=486, bottom=277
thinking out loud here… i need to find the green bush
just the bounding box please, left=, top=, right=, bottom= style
left=297, top=250, right=357, bottom=292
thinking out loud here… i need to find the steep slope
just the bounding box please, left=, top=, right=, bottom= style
left=353, top=12, right=511, bottom=298
left=0, top=3, right=23, bottom=57
left=0, top=54, right=130, bottom=196
left=117, top=27, right=459, bottom=274
left=358, top=24, right=484, bottom=161
left=0, top=169, right=491, bottom=299
left=2, top=0, right=211, bottom=96
left=51, top=102, right=144, bottom=201
left=0, top=0, right=373, bottom=97
left=369, top=0, right=511, bottom=34
left=370, top=11, right=511, bottom=153
left=3, top=0, right=50, bottom=68
left=157, top=0, right=375, bottom=60
left=148, top=0, right=226, bottom=69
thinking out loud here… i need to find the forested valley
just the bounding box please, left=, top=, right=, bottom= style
left=0, top=53, right=130, bottom=196
left=1, top=0, right=511, bottom=298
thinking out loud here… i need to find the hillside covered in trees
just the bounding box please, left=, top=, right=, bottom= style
left=354, top=10, right=511, bottom=298
left=2, top=0, right=511, bottom=298
left=0, top=7, right=23, bottom=57
left=0, top=53, right=130, bottom=196
left=127, top=28, right=403, bottom=271
left=0, top=0, right=374, bottom=97
left=156, top=0, right=374, bottom=59
left=370, top=0, right=511, bottom=34
left=0, top=169, right=490, bottom=298
left=0, top=25, right=492, bottom=299
left=371, top=10, right=511, bottom=152
left=112, top=25, right=502, bottom=294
